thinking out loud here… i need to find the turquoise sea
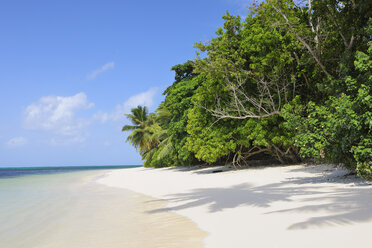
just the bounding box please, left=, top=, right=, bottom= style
left=0, top=165, right=138, bottom=178
left=0, top=166, right=205, bottom=248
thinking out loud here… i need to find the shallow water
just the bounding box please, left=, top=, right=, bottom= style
left=0, top=169, right=205, bottom=248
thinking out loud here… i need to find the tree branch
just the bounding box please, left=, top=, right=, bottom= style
left=271, top=1, right=332, bottom=78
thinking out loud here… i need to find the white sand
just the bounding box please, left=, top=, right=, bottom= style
left=98, top=164, right=372, bottom=248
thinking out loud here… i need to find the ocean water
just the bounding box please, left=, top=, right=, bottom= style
left=0, top=166, right=205, bottom=248
left=0, top=165, right=138, bottom=178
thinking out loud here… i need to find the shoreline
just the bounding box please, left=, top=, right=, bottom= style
left=98, top=164, right=372, bottom=248
left=0, top=170, right=206, bottom=248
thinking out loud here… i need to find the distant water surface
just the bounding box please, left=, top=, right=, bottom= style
left=0, top=166, right=205, bottom=248
left=0, top=165, right=139, bottom=178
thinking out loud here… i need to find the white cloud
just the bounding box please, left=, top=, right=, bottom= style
left=123, top=87, right=158, bottom=112
left=24, top=92, right=94, bottom=136
left=6, top=137, right=28, bottom=147
left=94, top=87, right=158, bottom=123
left=86, top=61, right=115, bottom=80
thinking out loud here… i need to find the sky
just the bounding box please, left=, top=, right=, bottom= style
left=0, top=0, right=250, bottom=167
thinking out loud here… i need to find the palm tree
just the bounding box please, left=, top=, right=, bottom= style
left=155, top=104, right=172, bottom=126
left=153, top=106, right=175, bottom=160
left=122, top=106, right=157, bottom=153
left=123, top=105, right=176, bottom=165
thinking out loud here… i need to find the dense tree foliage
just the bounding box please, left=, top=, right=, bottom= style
left=123, top=0, right=371, bottom=178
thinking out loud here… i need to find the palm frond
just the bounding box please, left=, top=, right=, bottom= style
left=156, top=107, right=172, bottom=125
left=157, top=141, right=174, bottom=160
left=122, top=125, right=138, bottom=131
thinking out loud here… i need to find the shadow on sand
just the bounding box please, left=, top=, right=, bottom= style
left=148, top=167, right=372, bottom=230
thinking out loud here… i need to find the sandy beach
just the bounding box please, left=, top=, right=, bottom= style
left=0, top=170, right=206, bottom=248
left=98, top=164, right=372, bottom=248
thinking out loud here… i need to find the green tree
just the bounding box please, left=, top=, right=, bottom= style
left=122, top=2, right=371, bottom=176
left=144, top=61, right=202, bottom=167
left=186, top=9, right=303, bottom=165
left=122, top=106, right=158, bottom=156
left=282, top=18, right=372, bottom=177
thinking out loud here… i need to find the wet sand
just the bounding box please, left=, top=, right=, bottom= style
left=0, top=170, right=206, bottom=248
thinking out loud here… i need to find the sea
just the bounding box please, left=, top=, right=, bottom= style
left=0, top=166, right=205, bottom=248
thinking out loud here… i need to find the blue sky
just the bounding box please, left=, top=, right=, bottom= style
left=0, top=0, right=250, bottom=167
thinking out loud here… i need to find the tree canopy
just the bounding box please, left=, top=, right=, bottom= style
left=123, top=0, right=372, bottom=178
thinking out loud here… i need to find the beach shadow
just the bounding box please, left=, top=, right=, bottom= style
left=148, top=169, right=372, bottom=230
left=148, top=182, right=321, bottom=213
left=266, top=186, right=372, bottom=230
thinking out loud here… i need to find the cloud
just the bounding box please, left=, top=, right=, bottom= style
left=123, top=87, right=158, bottom=112
left=6, top=137, right=28, bottom=147
left=94, top=87, right=158, bottom=123
left=86, top=61, right=115, bottom=80
left=24, top=92, right=94, bottom=136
